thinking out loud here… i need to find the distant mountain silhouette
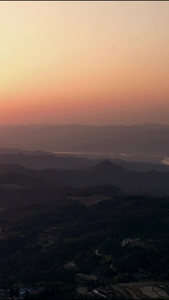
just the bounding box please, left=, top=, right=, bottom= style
left=0, top=147, right=169, bottom=173
left=0, top=152, right=95, bottom=170
left=92, top=160, right=124, bottom=173
left=0, top=161, right=169, bottom=196
left=110, top=158, right=169, bottom=172
left=0, top=124, right=169, bottom=156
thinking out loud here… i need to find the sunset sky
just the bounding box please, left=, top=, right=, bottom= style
left=1, top=1, right=169, bottom=125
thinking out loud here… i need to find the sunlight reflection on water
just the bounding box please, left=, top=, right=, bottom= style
left=53, top=152, right=165, bottom=163
left=161, top=158, right=169, bottom=165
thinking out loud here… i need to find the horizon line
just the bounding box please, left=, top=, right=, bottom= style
left=0, top=122, right=169, bottom=127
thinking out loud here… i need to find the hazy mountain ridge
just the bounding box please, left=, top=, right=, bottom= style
left=0, top=160, right=169, bottom=196
left=0, top=124, right=169, bottom=155
left=0, top=147, right=169, bottom=172
left=0, top=152, right=95, bottom=170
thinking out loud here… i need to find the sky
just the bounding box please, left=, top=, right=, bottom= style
left=0, top=1, right=169, bottom=125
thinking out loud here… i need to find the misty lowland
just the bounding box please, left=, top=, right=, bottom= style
left=0, top=125, right=168, bottom=299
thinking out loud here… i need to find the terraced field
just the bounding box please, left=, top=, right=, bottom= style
left=110, top=282, right=169, bottom=299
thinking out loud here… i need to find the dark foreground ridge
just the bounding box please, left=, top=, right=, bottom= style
left=1, top=160, right=169, bottom=196
left=0, top=152, right=168, bottom=298
left=0, top=185, right=168, bottom=299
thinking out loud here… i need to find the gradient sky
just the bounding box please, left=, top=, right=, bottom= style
left=1, top=1, right=169, bottom=125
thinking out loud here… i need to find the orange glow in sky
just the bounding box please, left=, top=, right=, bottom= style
left=1, top=1, right=169, bottom=125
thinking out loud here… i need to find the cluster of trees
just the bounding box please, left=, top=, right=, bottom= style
left=0, top=186, right=168, bottom=295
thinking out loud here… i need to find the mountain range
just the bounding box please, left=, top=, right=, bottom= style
left=0, top=160, right=169, bottom=196
left=0, top=124, right=169, bottom=158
